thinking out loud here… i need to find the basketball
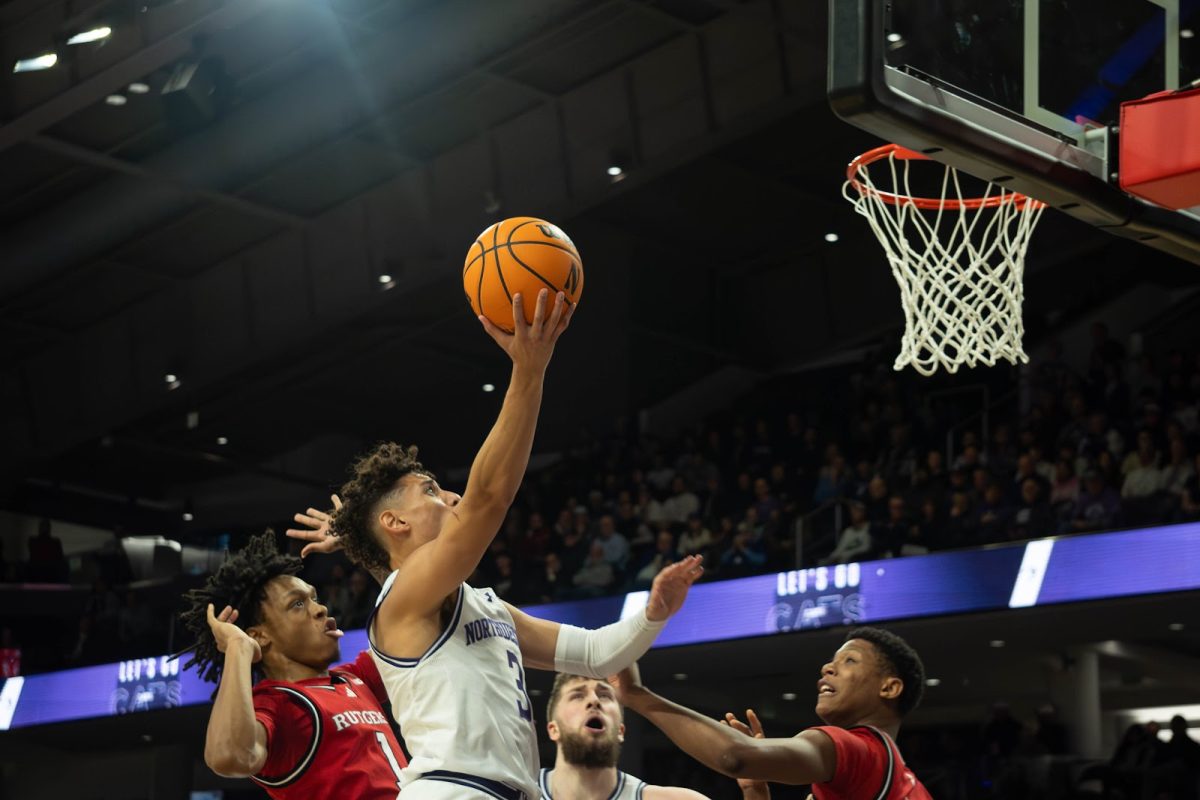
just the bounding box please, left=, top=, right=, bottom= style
left=463, top=216, right=583, bottom=332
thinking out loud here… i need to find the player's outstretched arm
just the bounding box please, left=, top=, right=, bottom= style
left=202, top=605, right=269, bottom=778
left=389, top=289, right=572, bottom=614
left=610, top=666, right=835, bottom=786
left=506, top=556, right=703, bottom=673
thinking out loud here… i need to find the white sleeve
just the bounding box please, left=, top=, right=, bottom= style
left=553, top=611, right=666, bottom=678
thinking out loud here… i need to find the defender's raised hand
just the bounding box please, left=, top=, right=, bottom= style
left=285, top=494, right=343, bottom=558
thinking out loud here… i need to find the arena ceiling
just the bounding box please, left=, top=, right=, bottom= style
left=0, top=0, right=1193, bottom=533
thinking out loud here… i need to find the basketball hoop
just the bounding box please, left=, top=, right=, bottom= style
left=843, top=144, right=1047, bottom=376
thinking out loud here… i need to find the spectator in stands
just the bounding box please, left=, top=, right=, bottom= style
left=821, top=502, right=873, bottom=565
left=1122, top=429, right=1160, bottom=477
left=1010, top=478, right=1056, bottom=541
left=516, top=511, right=552, bottom=561
left=1102, top=724, right=1158, bottom=800
left=864, top=475, right=890, bottom=522
left=676, top=513, right=714, bottom=558
left=26, top=518, right=68, bottom=584
left=1033, top=704, right=1071, bottom=756
left=719, top=525, right=766, bottom=577
left=873, top=495, right=912, bottom=558
left=1049, top=458, right=1080, bottom=514
left=532, top=552, right=567, bottom=603
left=944, top=491, right=977, bottom=548
left=910, top=498, right=943, bottom=553
left=572, top=541, right=615, bottom=597
left=975, top=483, right=1013, bottom=542
left=1180, top=452, right=1200, bottom=520
left=812, top=450, right=849, bottom=505
left=1123, top=442, right=1165, bottom=524
left=1161, top=439, right=1195, bottom=503
left=0, top=627, right=19, bottom=677
left=556, top=520, right=590, bottom=579
left=1145, top=715, right=1200, bottom=800
left=663, top=476, right=700, bottom=523
left=1071, top=469, right=1122, bottom=532
left=750, top=477, right=782, bottom=525
left=595, top=514, right=630, bottom=572
left=630, top=530, right=677, bottom=589
left=925, top=449, right=949, bottom=493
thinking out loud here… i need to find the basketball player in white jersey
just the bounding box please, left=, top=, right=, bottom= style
left=287, top=289, right=704, bottom=800
left=540, top=673, right=771, bottom=800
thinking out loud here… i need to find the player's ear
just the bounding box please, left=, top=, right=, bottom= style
left=378, top=509, right=408, bottom=534
left=618, top=721, right=626, bottom=743
left=879, top=676, right=903, bottom=702
left=546, top=719, right=560, bottom=742
left=247, top=625, right=271, bottom=651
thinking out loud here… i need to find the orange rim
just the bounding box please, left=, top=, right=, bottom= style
left=846, top=144, right=1043, bottom=210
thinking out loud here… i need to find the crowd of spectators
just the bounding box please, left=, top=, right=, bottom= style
left=469, top=323, right=1200, bottom=605
left=2, top=323, right=1198, bottom=673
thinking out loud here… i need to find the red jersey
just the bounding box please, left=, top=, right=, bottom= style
left=251, top=650, right=406, bottom=800
left=810, top=726, right=932, bottom=800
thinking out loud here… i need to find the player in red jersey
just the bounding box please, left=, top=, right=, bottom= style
left=179, top=531, right=407, bottom=799
left=609, top=627, right=932, bottom=800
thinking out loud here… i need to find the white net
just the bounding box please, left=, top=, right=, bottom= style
left=843, top=148, right=1046, bottom=376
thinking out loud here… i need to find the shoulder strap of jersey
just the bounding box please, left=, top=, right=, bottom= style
left=850, top=725, right=896, bottom=800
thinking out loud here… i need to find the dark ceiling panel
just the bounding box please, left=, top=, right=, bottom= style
left=239, top=137, right=405, bottom=216
left=112, top=203, right=284, bottom=279
left=5, top=260, right=166, bottom=332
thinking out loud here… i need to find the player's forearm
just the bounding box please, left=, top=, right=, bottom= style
left=204, top=641, right=262, bottom=776
left=462, top=365, right=544, bottom=505
left=622, top=687, right=752, bottom=778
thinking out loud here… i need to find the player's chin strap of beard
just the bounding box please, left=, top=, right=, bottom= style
left=553, top=611, right=665, bottom=678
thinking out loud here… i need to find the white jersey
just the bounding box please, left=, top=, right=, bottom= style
left=369, top=574, right=539, bottom=800
left=539, top=768, right=647, bottom=800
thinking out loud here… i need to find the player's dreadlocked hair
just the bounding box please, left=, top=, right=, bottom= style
left=178, top=530, right=302, bottom=685
left=332, top=442, right=432, bottom=576
left=845, top=626, right=926, bottom=716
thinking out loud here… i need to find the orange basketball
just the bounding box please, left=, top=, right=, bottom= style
left=463, top=216, right=583, bottom=332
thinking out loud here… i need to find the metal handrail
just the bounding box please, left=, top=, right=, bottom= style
left=794, top=496, right=849, bottom=568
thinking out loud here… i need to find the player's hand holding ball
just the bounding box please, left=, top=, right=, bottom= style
left=466, top=217, right=580, bottom=373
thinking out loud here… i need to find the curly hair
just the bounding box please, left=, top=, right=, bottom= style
left=178, top=530, right=302, bottom=685
left=332, top=442, right=432, bottom=576
left=845, top=626, right=926, bottom=716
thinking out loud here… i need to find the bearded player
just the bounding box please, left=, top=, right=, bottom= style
left=178, top=531, right=407, bottom=799
left=288, top=289, right=704, bottom=799
left=609, top=628, right=933, bottom=799
left=541, top=673, right=771, bottom=800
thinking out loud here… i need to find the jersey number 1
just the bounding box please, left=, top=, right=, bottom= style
left=374, top=731, right=403, bottom=799
left=507, top=650, right=533, bottom=721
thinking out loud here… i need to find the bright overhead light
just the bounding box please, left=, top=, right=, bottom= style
left=989, top=640, right=1006, bottom=648
left=482, top=383, right=495, bottom=393
left=13, top=53, right=57, bottom=73
left=67, top=26, right=112, bottom=45
left=606, top=166, right=623, bottom=177
left=181, top=512, right=194, bottom=522
left=378, top=274, right=392, bottom=284
left=216, top=436, right=228, bottom=446
left=1168, top=622, right=1185, bottom=631
left=673, top=673, right=688, bottom=681
left=1182, top=28, right=1194, bottom=39
left=886, top=32, right=903, bottom=43
left=824, top=232, right=839, bottom=243
left=128, top=82, right=150, bottom=94
left=164, top=373, right=177, bottom=383
left=925, top=678, right=941, bottom=687
left=105, top=94, right=127, bottom=106
left=781, top=692, right=797, bottom=700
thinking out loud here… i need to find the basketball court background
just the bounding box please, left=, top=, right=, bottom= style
left=1, top=0, right=1199, bottom=798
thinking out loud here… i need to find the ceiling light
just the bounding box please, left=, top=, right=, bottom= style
left=128, top=82, right=150, bottom=94
left=673, top=673, right=687, bottom=681
left=1168, top=622, right=1185, bottom=631
left=181, top=512, right=194, bottom=522
left=216, top=436, right=228, bottom=446
left=164, top=373, right=177, bottom=383
left=781, top=692, right=797, bottom=700
left=482, top=383, right=495, bottom=393
left=378, top=274, right=392, bottom=284
left=886, top=32, right=904, bottom=43
left=606, top=166, right=623, bottom=177
left=1182, top=29, right=1194, bottom=39
left=989, top=640, right=1005, bottom=648
left=67, top=26, right=112, bottom=45
left=13, top=53, right=58, bottom=73
left=105, top=94, right=127, bottom=106
left=925, top=678, right=941, bottom=687
left=824, top=232, right=839, bottom=243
